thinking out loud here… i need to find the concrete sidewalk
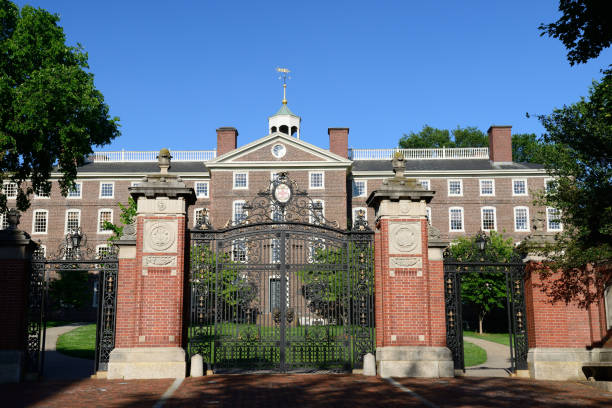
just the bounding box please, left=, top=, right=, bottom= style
left=43, top=323, right=95, bottom=380
left=463, top=336, right=511, bottom=377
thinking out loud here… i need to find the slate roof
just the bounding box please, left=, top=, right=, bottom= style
left=273, top=104, right=298, bottom=117
left=352, top=159, right=545, bottom=172
left=73, top=161, right=208, bottom=173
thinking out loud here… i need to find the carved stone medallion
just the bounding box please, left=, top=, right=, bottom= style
left=143, top=219, right=178, bottom=253
left=389, top=222, right=421, bottom=255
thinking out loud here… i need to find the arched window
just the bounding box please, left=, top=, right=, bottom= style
left=279, top=125, right=289, bottom=134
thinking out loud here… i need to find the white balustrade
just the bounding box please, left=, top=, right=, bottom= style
left=348, top=147, right=489, bottom=160
left=90, top=150, right=217, bottom=162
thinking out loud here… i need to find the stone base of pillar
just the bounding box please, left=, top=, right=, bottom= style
left=0, top=350, right=22, bottom=383
left=528, top=348, right=612, bottom=380
left=108, top=347, right=186, bottom=379
left=376, top=346, right=453, bottom=378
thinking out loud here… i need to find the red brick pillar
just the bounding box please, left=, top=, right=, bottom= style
left=366, top=155, right=452, bottom=377
left=108, top=150, right=195, bottom=379
left=523, top=258, right=612, bottom=380
left=0, top=211, right=37, bottom=383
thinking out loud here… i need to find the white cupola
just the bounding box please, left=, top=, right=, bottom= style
left=269, top=68, right=301, bottom=138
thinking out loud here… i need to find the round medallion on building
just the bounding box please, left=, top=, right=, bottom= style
left=150, top=222, right=175, bottom=251
left=274, top=183, right=292, bottom=203
left=271, top=143, right=286, bottom=158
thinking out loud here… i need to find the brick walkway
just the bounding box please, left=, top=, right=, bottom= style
left=2, top=375, right=611, bottom=408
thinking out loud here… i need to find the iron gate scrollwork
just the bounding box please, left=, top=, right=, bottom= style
left=443, top=232, right=528, bottom=373
left=188, top=172, right=375, bottom=373
left=25, top=230, right=119, bottom=376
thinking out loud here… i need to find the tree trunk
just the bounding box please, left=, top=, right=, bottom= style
left=478, top=310, right=486, bottom=334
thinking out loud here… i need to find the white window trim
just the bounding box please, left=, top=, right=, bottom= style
left=67, top=182, right=83, bottom=199
left=32, top=209, right=49, bottom=234
left=447, top=179, right=463, bottom=197
left=195, top=181, right=210, bottom=198
left=270, top=171, right=280, bottom=182
left=232, top=200, right=247, bottom=224
left=479, top=179, right=495, bottom=196
left=233, top=172, right=248, bottom=190
left=268, top=274, right=289, bottom=312
left=309, top=171, right=325, bottom=189
left=604, top=285, right=612, bottom=330
left=514, top=206, right=530, bottom=232
left=512, top=178, right=528, bottom=196
left=99, top=181, right=115, bottom=199
left=352, top=179, right=367, bottom=198
left=96, top=244, right=110, bottom=258
left=97, top=208, right=114, bottom=234
left=352, top=207, right=367, bottom=225
left=38, top=245, right=47, bottom=257
left=418, top=179, right=431, bottom=190
left=310, top=199, right=325, bottom=224
left=130, top=181, right=140, bottom=187
left=544, top=177, right=555, bottom=194
left=3, top=182, right=18, bottom=200
left=546, top=207, right=563, bottom=232
left=64, top=209, right=82, bottom=234
left=34, top=185, right=50, bottom=199
left=193, top=207, right=208, bottom=227
left=448, top=207, right=464, bottom=232
left=426, top=207, right=432, bottom=225
left=480, top=206, right=497, bottom=232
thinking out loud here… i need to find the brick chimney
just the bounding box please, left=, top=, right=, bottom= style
left=216, top=127, right=238, bottom=157
left=488, top=125, right=512, bottom=164
left=328, top=128, right=349, bottom=159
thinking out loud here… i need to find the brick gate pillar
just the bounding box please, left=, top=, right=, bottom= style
left=108, top=149, right=195, bottom=379
left=0, top=210, right=37, bottom=383
left=366, top=154, right=452, bottom=378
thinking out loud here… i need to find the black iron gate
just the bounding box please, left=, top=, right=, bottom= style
left=25, top=233, right=118, bottom=376
left=443, top=232, right=528, bottom=373
left=188, top=172, right=374, bottom=373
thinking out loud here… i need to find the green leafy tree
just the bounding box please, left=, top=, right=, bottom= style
left=452, top=126, right=488, bottom=148
left=103, top=197, right=137, bottom=243
left=539, top=0, right=612, bottom=65
left=530, top=72, right=612, bottom=306
left=0, top=1, right=119, bottom=212
left=450, top=231, right=516, bottom=334
left=48, top=270, right=91, bottom=311
left=511, top=133, right=549, bottom=163
left=399, top=125, right=452, bottom=148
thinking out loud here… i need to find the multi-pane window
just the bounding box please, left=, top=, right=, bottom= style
left=426, top=207, right=432, bottom=225
left=33, top=210, right=48, bottom=234
left=352, top=180, right=366, bottom=197
left=0, top=213, right=9, bottom=229
left=418, top=180, right=430, bottom=190
left=232, top=239, right=247, bottom=262
left=480, top=179, right=495, bottom=196
left=68, top=182, right=82, bottom=198
left=514, top=207, right=530, bottom=231
left=271, top=204, right=284, bottom=222
left=270, top=278, right=281, bottom=311
left=547, top=207, right=562, bottom=231
left=545, top=178, right=556, bottom=194
left=309, top=172, right=324, bottom=189
left=195, top=182, right=209, bottom=198
left=3, top=182, right=17, bottom=198
left=233, top=172, right=248, bottom=189
left=481, top=207, right=496, bottom=231
left=513, top=179, right=527, bottom=196
left=270, top=238, right=281, bottom=263
left=233, top=201, right=246, bottom=224
left=448, top=179, right=462, bottom=196
left=449, top=207, right=464, bottom=231
left=35, top=185, right=50, bottom=198
left=100, top=182, right=114, bottom=198
left=310, top=200, right=324, bottom=225
left=194, top=208, right=208, bottom=227
left=96, top=244, right=110, bottom=259
left=65, top=210, right=81, bottom=233
left=98, top=209, right=113, bottom=233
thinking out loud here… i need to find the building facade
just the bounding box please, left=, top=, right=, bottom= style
left=2, top=101, right=558, bottom=254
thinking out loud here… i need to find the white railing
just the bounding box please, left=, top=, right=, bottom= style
left=90, top=150, right=217, bottom=162
left=348, top=147, right=489, bottom=160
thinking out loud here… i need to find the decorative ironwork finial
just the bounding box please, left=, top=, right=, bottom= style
left=157, top=148, right=172, bottom=175
left=276, top=67, right=291, bottom=105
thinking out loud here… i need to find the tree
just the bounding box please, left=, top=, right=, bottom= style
left=452, top=126, right=488, bottom=148
left=0, top=1, right=119, bottom=212
left=539, top=0, right=612, bottom=65
left=399, top=125, right=452, bottom=148
left=103, top=197, right=137, bottom=243
left=511, top=133, right=549, bottom=163
left=450, top=231, right=516, bottom=334
left=529, top=72, right=612, bottom=306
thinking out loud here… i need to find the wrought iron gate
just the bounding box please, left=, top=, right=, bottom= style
left=188, top=173, right=374, bottom=373
left=25, top=233, right=118, bottom=376
left=443, top=232, right=528, bottom=373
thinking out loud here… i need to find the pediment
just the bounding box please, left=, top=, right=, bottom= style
left=206, top=133, right=351, bottom=168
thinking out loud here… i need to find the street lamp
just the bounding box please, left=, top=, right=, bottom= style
left=66, top=227, right=83, bottom=259
left=475, top=230, right=487, bottom=252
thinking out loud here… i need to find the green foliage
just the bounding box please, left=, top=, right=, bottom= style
left=511, top=133, right=549, bottom=163
left=529, top=72, right=612, bottom=306
left=539, top=0, right=612, bottom=65
left=399, top=125, right=453, bottom=148
left=103, top=197, right=137, bottom=243
left=0, top=1, right=120, bottom=212
left=450, top=231, right=516, bottom=333
left=48, top=269, right=91, bottom=310
left=452, top=126, right=488, bottom=148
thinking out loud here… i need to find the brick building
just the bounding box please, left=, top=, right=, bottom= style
left=1, top=101, right=558, bottom=254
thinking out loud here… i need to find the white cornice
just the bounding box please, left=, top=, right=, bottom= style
left=352, top=168, right=548, bottom=178
left=209, top=161, right=350, bottom=169
left=51, top=172, right=210, bottom=179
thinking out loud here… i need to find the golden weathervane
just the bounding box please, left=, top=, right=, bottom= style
left=276, top=67, right=291, bottom=105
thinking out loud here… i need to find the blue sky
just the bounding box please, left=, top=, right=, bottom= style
left=15, top=1, right=611, bottom=152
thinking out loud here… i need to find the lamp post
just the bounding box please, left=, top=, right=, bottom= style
left=66, top=227, right=83, bottom=259
left=475, top=230, right=487, bottom=252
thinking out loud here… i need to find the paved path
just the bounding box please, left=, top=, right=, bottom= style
left=463, top=336, right=511, bottom=377
left=43, top=323, right=95, bottom=380
left=3, top=374, right=611, bottom=408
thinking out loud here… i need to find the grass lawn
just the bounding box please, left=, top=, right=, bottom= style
left=464, top=341, right=487, bottom=367
left=464, top=331, right=511, bottom=346
left=56, top=324, right=96, bottom=360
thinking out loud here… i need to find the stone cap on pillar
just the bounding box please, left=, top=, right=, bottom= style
left=366, top=152, right=435, bottom=212
left=128, top=148, right=196, bottom=203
